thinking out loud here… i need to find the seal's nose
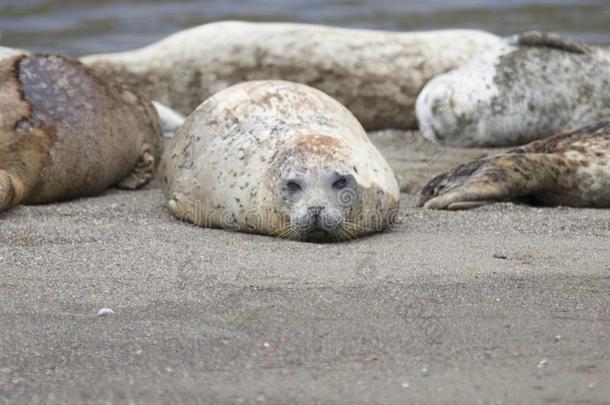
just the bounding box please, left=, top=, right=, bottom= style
left=308, top=206, right=324, bottom=218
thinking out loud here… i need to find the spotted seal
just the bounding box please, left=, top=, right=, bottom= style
left=418, top=121, right=610, bottom=209
left=416, top=32, right=610, bottom=147
left=0, top=53, right=162, bottom=213
left=81, top=21, right=504, bottom=130
left=160, top=80, right=400, bottom=241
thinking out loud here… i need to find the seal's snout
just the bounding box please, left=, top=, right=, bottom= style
left=416, top=68, right=490, bottom=147
left=308, top=205, right=324, bottom=217
left=309, top=205, right=342, bottom=231
left=416, top=80, right=455, bottom=144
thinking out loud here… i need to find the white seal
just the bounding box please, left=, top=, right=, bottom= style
left=82, top=21, right=504, bottom=130
left=160, top=80, right=400, bottom=241
left=416, top=32, right=610, bottom=147
left=0, top=45, right=28, bottom=60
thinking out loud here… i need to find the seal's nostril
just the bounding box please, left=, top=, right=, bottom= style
left=308, top=206, right=324, bottom=217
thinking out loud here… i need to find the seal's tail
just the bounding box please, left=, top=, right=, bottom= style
left=507, top=31, right=593, bottom=54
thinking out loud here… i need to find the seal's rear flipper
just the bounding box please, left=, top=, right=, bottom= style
left=418, top=153, right=556, bottom=210
left=117, top=145, right=155, bottom=190
left=0, top=46, right=29, bottom=61
left=152, top=101, right=185, bottom=137
left=421, top=182, right=509, bottom=210
left=445, top=201, right=496, bottom=210
left=509, top=31, right=593, bottom=54
left=0, top=171, right=19, bottom=213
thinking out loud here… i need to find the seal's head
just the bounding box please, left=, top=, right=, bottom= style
left=270, top=134, right=372, bottom=242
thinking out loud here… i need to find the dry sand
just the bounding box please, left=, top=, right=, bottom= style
left=0, top=131, right=608, bottom=404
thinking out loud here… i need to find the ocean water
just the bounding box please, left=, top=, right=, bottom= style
left=0, top=0, right=608, bottom=56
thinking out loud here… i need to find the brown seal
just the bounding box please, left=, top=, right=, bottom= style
left=0, top=54, right=162, bottom=213
left=418, top=121, right=610, bottom=209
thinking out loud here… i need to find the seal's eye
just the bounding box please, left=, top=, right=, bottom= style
left=332, top=177, right=348, bottom=190
left=286, top=181, right=302, bottom=193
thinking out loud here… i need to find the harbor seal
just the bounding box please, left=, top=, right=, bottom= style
left=416, top=32, right=610, bottom=147
left=0, top=53, right=162, bottom=213
left=160, top=80, right=400, bottom=241
left=418, top=121, right=610, bottom=209
left=82, top=21, right=504, bottom=130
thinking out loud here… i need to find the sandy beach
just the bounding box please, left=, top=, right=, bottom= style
left=0, top=131, right=608, bottom=403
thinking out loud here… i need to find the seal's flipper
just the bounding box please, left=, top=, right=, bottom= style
left=509, top=31, right=593, bottom=54
left=0, top=125, right=52, bottom=208
left=445, top=201, right=495, bottom=210
left=0, top=171, right=21, bottom=213
left=0, top=171, right=15, bottom=212
left=0, top=46, right=28, bottom=61
left=117, top=145, right=155, bottom=190
left=421, top=181, right=510, bottom=210
left=418, top=154, right=556, bottom=210
left=152, top=101, right=185, bottom=137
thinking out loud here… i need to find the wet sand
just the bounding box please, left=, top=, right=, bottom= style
left=1, top=132, right=608, bottom=404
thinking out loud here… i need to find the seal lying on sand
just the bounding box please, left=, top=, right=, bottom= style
left=82, top=21, right=504, bottom=130
left=418, top=121, right=610, bottom=209
left=416, top=32, right=610, bottom=147
left=0, top=53, right=162, bottom=213
left=160, top=80, right=400, bottom=241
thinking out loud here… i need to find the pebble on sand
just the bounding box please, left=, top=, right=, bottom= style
left=97, top=308, right=114, bottom=317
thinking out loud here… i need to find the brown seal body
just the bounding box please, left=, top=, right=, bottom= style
left=418, top=121, right=610, bottom=209
left=0, top=54, right=162, bottom=212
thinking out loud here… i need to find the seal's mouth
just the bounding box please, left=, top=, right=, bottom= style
left=300, top=229, right=337, bottom=243
left=297, top=222, right=361, bottom=242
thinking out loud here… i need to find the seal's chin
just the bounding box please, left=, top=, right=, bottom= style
left=294, top=220, right=359, bottom=242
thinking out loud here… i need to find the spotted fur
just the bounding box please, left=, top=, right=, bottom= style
left=82, top=21, right=504, bottom=130
left=416, top=32, right=610, bottom=147
left=160, top=80, right=400, bottom=241
left=418, top=121, right=610, bottom=209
